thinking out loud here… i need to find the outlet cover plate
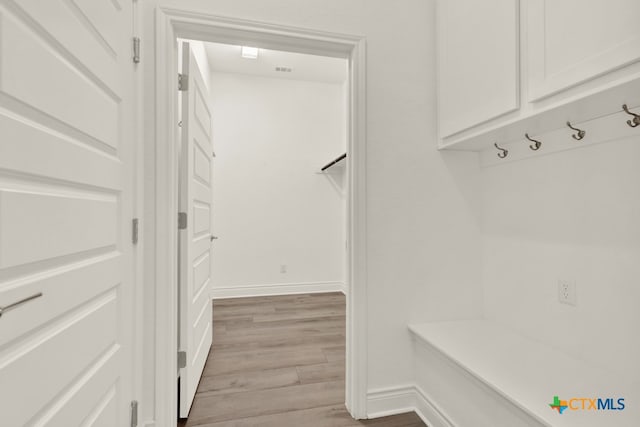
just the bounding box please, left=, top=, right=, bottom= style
left=558, top=280, right=577, bottom=306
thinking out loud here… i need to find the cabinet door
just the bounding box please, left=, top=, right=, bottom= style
left=437, top=0, right=520, bottom=139
left=527, top=0, right=640, bottom=101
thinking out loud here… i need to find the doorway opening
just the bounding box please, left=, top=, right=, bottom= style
left=176, top=39, right=349, bottom=422
left=150, top=10, right=367, bottom=426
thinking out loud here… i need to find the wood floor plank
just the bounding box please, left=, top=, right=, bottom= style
left=186, top=380, right=345, bottom=425
left=297, top=360, right=345, bottom=384
left=196, top=366, right=300, bottom=396
left=223, top=316, right=345, bottom=332
left=180, top=293, right=424, bottom=427
left=210, top=333, right=345, bottom=354
left=323, top=345, right=347, bottom=362
left=212, top=340, right=339, bottom=360
left=210, top=327, right=345, bottom=347
left=203, top=347, right=327, bottom=376
left=187, top=404, right=425, bottom=427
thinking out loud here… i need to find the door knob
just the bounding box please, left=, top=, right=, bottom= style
left=210, top=236, right=218, bottom=241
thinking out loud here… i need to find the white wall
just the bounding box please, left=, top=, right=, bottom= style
left=482, top=136, right=640, bottom=381
left=141, top=0, right=483, bottom=423
left=209, top=72, right=346, bottom=296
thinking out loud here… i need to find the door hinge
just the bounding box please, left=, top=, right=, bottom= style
left=130, top=400, right=138, bottom=427
left=178, top=212, right=187, bottom=229
left=132, top=218, right=139, bottom=244
left=132, top=37, right=140, bottom=64
left=178, top=73, right=188, bottom=91
left=178, top=351, right=187, bottom=369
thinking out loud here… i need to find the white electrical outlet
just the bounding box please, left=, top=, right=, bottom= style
left=558, top=280, right=577, bottom=306
left=280, top=264, right=287, bottom=274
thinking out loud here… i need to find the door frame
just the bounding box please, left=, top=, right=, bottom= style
left=151, top=7, right=367, bottom=425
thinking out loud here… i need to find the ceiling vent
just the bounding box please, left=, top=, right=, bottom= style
left=241, top=46, right=258, bottom=59
left=275, top=66, right=292, bottom=73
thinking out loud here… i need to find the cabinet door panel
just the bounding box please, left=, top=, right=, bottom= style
left=437, top=0, right=520, bottom=139
left=527, top=0, right=640, bottom=101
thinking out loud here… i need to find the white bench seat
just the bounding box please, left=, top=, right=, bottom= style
left=408, top=320, right=638, bottom=427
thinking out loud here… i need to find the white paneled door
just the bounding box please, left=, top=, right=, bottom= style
left=0, top=0, right=135, bottom=426
left=178, top=42, right=214, bottom=417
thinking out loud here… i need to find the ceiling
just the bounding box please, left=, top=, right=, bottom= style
left=204, top=42, right=348, bottom=84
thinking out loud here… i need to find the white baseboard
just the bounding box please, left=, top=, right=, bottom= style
left=367, top=385, right=416, bottom=418
left=414, top=385, right=455, bottom=427
left=211, top=281, right=346, bottom=299
left=366, top=385, right=454, bottom=427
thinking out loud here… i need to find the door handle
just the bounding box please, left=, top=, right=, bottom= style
left=210, top=236, right=218, bottom=242
left=0, top=292, right=43, bottom=318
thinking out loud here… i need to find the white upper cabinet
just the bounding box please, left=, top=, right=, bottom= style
left=527, top=0, right=640, bottom=101
left=437, top=0, right=520, bottom=138
left=438, top=0, right=640, bottom=150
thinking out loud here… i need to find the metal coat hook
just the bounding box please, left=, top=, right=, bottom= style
left=494, top=142, right=508, bottom=159
left=525, top=133, right=542, bottom=151
left=566, top=121, right=586, bottom=140
left=622, top=104, right=640, bottom=128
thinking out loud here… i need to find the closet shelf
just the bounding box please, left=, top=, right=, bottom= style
left=320, top=153, right=346, bottom=171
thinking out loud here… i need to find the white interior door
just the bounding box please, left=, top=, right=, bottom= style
left=179, top=42, right=214, bottom=417
left=0, top=0, right=135, bottom=426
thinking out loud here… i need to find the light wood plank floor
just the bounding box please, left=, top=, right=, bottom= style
left=178, top=292, right=425, bottom=427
